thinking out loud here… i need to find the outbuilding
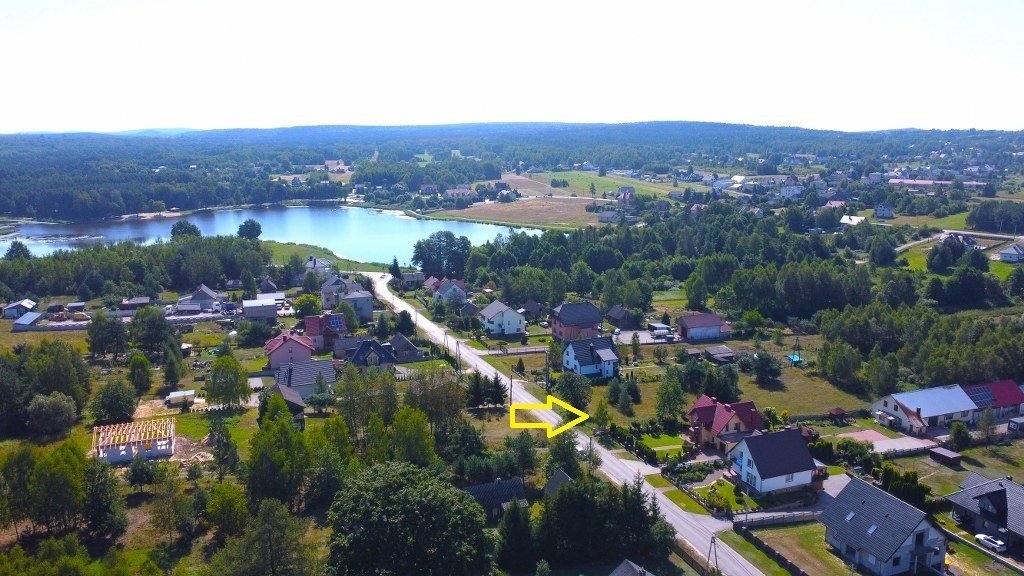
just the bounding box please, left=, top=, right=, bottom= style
left=928, top=447, right=961, bottom=467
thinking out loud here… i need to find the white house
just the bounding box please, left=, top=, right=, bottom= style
left=872, top=385, right=978, bottom=435
left=874, top=202, right=896, bottom=219
left=839, top=215, right=866, bottom=227
left=727, top=429, right=816, bottom=495
left=478, top=301, right=525, bottom=336
left=780, top=184, right=805, bottom=199
left=264, top=334, right=314, bottom=370
left=433, top=279, right=467, bottom=305
left=562, top=337, right=619, bottom=378
left=821, top=478, right=945, bottom=575
left=3, top=298, right=37, bottom=319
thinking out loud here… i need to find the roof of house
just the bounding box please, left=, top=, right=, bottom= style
left=679, top=312, right=725, bottom=329
left=268, top=383, right=307, bottom=411
left=686, top=394, right=763, bottom=436
left=333, top=335, right=372, bottom=355
left=304, top=313, right=347, bottom=338
left=389, top=333, right=419, bottom=356
left=435, top=279, right=466, bottom=295
left=821, top=478, right=930, bottom=562
left=731, top=428, right=816, bottom=479
left=305, top=256, right=332, bottom=270
left=564, top=337, right=619, bottom=366
left=264, top=333, right=315, bottom=356
left=962, top=380, right=1024, bottom=410
left=190, top=284, right=219, bottom=301
left=544, top=468, right=573, bottom=498
left=551, top=302, right=602, bottom=327
left=463, top=477, right=527, bottom=510
left=340, top=289, right=373, bottom=300
left=274, top=359, right=337, bottom=394
left=606, top=304, right=630, bottom=322
left=401, top=271, right=426, bottom=282
left=460, top=302, right=480, bottom=317
left=257, top=291, right=286, bottom=301
left=890, top=385, right=978, bottom=419
left=704, top=345, right=734, bottom=358
left=945, top=473, right=1024, bottom=538
left=4, top=298, right=36, bottom=310
left=999, top=244, right=1024, bottom=257
left=522, top=299, right=543, bottom=315
left=347, top=339, right=397, bottom=367
left=14, top=312, right=43, bottom=326
left=259, top=277, right=278, bottom=291
left=608, top=559, right=655, bottom=576
left=122, top=296, right=151, bottom=305
left=479, top=300, right=516, bottom=320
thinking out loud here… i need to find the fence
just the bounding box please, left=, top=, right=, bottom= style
left=733, top=511, right=820, bottom=529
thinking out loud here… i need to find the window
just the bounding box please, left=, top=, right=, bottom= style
left=867, top=524, right=877, bottom=535
left=867, top=554, right=876, bottom=565
left=747, top=458, right=753, bottom=468
left=734, top=422, right=740, bottom=431
left=845, top=512, right=856, bottom=521
left=785, top=473, right=794, bottom=482
left=883, top=400, right=888, bottom=407
left=893, top=557, right=901, bottom=567
left=960, top=411, right=968, bottom=417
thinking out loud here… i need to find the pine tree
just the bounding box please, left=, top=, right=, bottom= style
left=497, top=499, right=534, bottom=571
left=486, top=374, right=507, bottom=406
left=617, top=386, right=634, bottom=416
left=607, top=377, right=622, bottom=403
left=466, top=372, right=485, bottom=407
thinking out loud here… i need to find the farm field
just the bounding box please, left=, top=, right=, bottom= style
left=436, top=196, right=602, bottom=229
left=522, top=171, right=712, bottom=199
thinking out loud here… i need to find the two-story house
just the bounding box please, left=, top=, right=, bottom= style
left=822, top=478, right=946, bottom=575
left=264, top=334, right=314, bottom=370
left=685, top=395, right=763, bottom=452
left=727, top=429, right=816, bottom=495
left=945, top=472, right=1024, bottom=549
left=562, top=337, right=619, bottom=378
left=432, top=279, right=467, bottom=305
left=478, top=301, right=525, bottom=336
left=320, top=275, right=374, bottom=322
left=549, top=302, right=602, bottom=342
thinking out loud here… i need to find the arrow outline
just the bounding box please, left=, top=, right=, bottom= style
left=510, top=394, right=589, bottom=438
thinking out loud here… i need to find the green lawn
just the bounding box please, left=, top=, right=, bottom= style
left=159, top=408, right=260, bottom=458
left=928, top=211, right=969, bottom=230
left=663, top=489, right=710, bottom=515
left=945, top=539, right=1019, bottom=576
left=890, top=441, right=1024, bottom=496
left=693, top=479, right=759, bottom=513
left=526, top=171, right=712, bottom=199
left=645, top=473, right=673, bottom=488
left=715, top=530, right=789, bottom=576
left=261, top=240, right=387, bottom=271
left=398, top=359, right=452, bottom=371
left=749, top=522, right=852, bottom=576
left=641, top=433, right=685, bottom=449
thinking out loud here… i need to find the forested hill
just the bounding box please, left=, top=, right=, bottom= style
left=1, top=122, right=1022, bottom=221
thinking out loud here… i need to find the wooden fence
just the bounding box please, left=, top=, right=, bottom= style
left=733, top=511, right=820, bottom=529
left=733, top=525, right=814, bottom=576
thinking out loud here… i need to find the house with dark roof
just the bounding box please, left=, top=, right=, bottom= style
left=478, top=301, right=525, bottom=336
left=703, top=344, right=735, bottom=363
left=544, top=468, right=573, bottom=498
left=608, top=559, right=656, bottom=576
left=267, top=384, right=307, bottom=428
left=822, top=478, right=945, bottom=575
left=549, top=302, right=602, bottom=342
left=874, top=202, right=896, bottom=219
left=264, top=334, right=314, bottom=370
left=320, top=275, right=373, bottom=321
left=389, top=333, right=421, bottom=362
left=462, top=477, right=528, bottom=519
left=678, top=311, right=729, bottom=341
left=119, top=296, right=151, bottom=311
left=686, top=395, right=764, bottom=452
left=304, top=313, right=348, bottom=352
left=224, top=279, right=242, bottom=290
left=562, top=337, right=620, bottom=378
left=946, top=472, right=1024, bottom=548
left=346, top=339, right=397, bottom=369
left=274, top=359, right=337, bottom=399
left=962, top=379, right=1024, bottom=418
left=399, top=271, right=426, bottom=290
left=459, top=301, right=480, bottom=318
left=605, top=304, right=634, bottom=328
left=727, top=428, right=817, bottom=495
left=258, top=277, right=278, bottom=293
left=520, top=299, right=543, bottom=320
left=186, top=284, right=221, bottom=310
left=432, top=279, right=467, bottom=305
left=332, top=335, right=372, bottom=360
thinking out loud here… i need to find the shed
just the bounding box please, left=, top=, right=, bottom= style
left=67, top=301, right=87, bottom=312
left=12, top=312, right=43, bottom=331
left=929, top=447, right=961, bottom=467
left=1010, top=416, right=1024, bottom=436
left=165, top=390, right=195, bottom=406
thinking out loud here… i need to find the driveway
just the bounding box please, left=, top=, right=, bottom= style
left=872, top=436, right=936, bottom=454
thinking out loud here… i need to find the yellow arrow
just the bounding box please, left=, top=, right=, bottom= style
left=510, top=395, right=589, bottom=438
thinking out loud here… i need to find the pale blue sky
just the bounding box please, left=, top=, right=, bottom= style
left=1, top=0, right=1021, bottom=133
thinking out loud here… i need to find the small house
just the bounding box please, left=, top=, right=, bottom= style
left=520, top=299, right=543, bottom=320
left=543, top=468, right=573, bottom=498
left=264, top=334, right=314, bottom=370
left=258, top=277, right=278, bottom=293
left=304, top=313, right=348, bottom=351
left=686, top=394, right=763, bottom=452
left=727, top=428, right=817, bottom=495
left=703, top=345, right=735, bottom=363
left=389, top=333, right=421, bottom=361
left=346, top=339, right=397, bottom=369
left=605, top=304, right=633, bottom=328
left=165, top=390, right=195, bottom=407
left=92, top=418, right=175, bottom=464
left=12, top=312, right=43, bottom=331
left=274, top=359, right=337, bottom=399
left=562, top=336, right=619, bottom=378
left=822, top=478, right=945, bottom=575
left=999, top=243, right=1024, bottom=263
left=399, top=271, right=426, bottom=290
left=332, top=335, right=372, bottom=360
left=267, top=384, right=307, bottom=429
left=186, top=284, right=221, bottom=310
left=549, top=302, right=602, bottom=342
left=928, top=447, right=961, bottom=467
left=608, top=560, right=656, bottom=576
left=224, top=279, right=242, bottom=290
left=678, top=312, right=728, bottom=341
left=946, top=472, right=1024, bottom=549
left=478, top=301, right=525, bottom=336
left=459, top=301, right=480, bottom=318
left=462, top=477, right=528, bottom=519
left=839, top=215, right=865, bottom=227
left=3, top=298, right=37, bottom=319
left=243, top=299, right=278, bottom=321
left=67, top=301, right=86, bottom=313
left=432, top=279, right=467, bottom=305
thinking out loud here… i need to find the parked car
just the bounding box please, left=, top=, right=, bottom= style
left=613, top=328, right=621, bottom=335
left=975, top=534, right=1007, bottom=552
left=539, top=321, right=549, bottom=328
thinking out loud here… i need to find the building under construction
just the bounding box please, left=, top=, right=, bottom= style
left=92, top=418, right=176, bottom=463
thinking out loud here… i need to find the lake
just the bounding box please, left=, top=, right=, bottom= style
left=0, top=205, right=536, bottom=265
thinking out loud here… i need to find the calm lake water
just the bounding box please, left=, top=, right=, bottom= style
left=1, top=206, right=535, bottom=266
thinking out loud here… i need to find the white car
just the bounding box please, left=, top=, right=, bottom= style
left=613, top=328, right=621, bottom=335
left=539, top=321, right=549, bottom=328
left=975, top=534, right=1007, bottom=552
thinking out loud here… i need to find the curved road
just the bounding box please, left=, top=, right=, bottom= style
left=364, top=272, right=764, bottom=576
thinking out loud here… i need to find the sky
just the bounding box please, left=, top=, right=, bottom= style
left=1, top=0, right=1022, bottom=134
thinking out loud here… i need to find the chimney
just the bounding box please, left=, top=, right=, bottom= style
left=916, top=407, right=922, bottom=417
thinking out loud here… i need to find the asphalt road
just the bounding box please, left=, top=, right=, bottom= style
left=365, top=272, right=764, bottom=576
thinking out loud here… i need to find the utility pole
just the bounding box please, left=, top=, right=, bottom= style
left=705, top=536, right=719, bottom=576
left=544, top=350, right=550, bottom=392
left=455, top=340, right=461, bottom=373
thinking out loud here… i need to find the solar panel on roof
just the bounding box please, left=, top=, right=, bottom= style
left=966, top=387, right=995, bottom=409
left=328, top=316, right=343, bottom=331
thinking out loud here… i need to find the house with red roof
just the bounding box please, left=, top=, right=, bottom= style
left=686, top=394, right=764, bottom=452
left=678, top=311, right=729, bottom=341
left=264, top=334, right=314, bottom=370
left=962, top=380, right=1024, bottom=419
left=304, top=313, right=348, bottom=352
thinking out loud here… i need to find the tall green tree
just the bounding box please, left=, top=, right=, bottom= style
left=209, top=416, right=239, bottom=481
left=127, top=353, right=153, bottom=395
left=391, top=407, right=436, bottom=466
left=237, top=218, right=262, bottom=240
left=82, top=459, right=127, bottom=540
left=497, top=499, right=534, bottom=571
left=90, top=380, right=136, bottom=424
left=210, top=498, right=320, bottom=576
left=205, top=482, right=248, bottom=542
left=247, top=395, right=309, bottom=508
left=552, top=373, right=591, bottom=413
left=207, top=355, right=249, bottom=406
left=327, top=462, right=491, bottom=576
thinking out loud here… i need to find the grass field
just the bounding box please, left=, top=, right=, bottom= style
left=902, top=239, right=1019, bottom=280
left=436, top=197, right=602, bottom=229
left=664, top=489, right=710, bottom=515
left=522, top=171, right=712, bottom=200
left=0, top=319, right=90, bottom=353
left=158, top=408, right=260, bottom=458
left=693, top=479, right=759, bottom=513
left=645, top=473, right=673, bottom=488
left=715, top=530, right=789, bottom=576
left=262, top=240, right=387, bottom=271
left=889, top=441, right=1024, bottom=496
left=641, top=433, right=685, bottom=449
left=945, top=539, right=1019, bottom=576
left=749, top=522, right=850, bottom=576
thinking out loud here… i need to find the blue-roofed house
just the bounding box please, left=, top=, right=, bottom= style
left=12, top=311, right=43, bottom=331
left=872, top=385, right=978, bottom=434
